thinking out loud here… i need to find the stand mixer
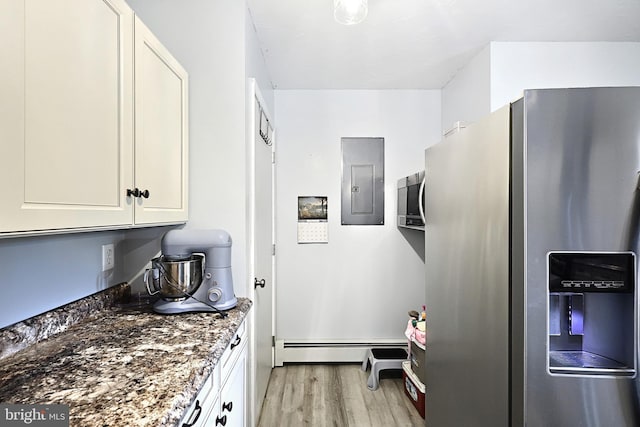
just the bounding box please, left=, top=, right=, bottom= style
left=145, top=229, right=238, bottom=315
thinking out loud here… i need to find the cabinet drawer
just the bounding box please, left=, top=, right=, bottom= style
left=220, top=321, right=247, bottom=383
left=180, top=366, right=218, bottom=427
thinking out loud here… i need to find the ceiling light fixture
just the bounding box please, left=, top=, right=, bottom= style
left=334, top=0, right=368, bottom=25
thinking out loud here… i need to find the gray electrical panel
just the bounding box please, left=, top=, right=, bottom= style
left=341, top=137, right=384, bottom=225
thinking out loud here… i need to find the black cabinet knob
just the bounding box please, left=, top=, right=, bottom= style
left=222, top=401, right=233, bottom=412
left=127, top=188, right=150, bottom=199
left=215, top=415, right=227, bottom=426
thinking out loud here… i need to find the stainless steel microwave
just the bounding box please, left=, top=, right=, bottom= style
left=397, top=171, right=425, bottom=230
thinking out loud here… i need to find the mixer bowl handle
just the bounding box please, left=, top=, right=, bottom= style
left=144, top=268, right=160, bottom=295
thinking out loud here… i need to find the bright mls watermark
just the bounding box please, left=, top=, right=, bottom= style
left=0, top=404, right=69, bottom=426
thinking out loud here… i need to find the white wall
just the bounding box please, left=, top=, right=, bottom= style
left=274, top=90, right=440, bottom=342
left=127, top=0, right=247, bottom=295
left=490, top=42, right=640, bottom=111
left=245, top=7, right=274, bottom=116
left=441, top=45, right=491, bottom=132
left=443, top=42, right=640, bottom=128
left=127, top=0, right=274, bottom=297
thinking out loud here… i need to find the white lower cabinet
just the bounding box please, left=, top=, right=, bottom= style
left=218, top=339, right=247, bottom=427
left=180, top=320, right=247, bottom=427
left=180, top=365, right=220, bottom=427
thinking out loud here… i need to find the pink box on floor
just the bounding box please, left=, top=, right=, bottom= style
left=402, top=361, right=425, bottom=419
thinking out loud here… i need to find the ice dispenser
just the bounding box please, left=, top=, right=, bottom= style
left=548, top=252, right=637, bottom=376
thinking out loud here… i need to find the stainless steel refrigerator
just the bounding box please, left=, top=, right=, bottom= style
left=424, top=87, right=640, bottom=426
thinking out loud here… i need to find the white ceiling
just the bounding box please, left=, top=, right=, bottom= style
left=246, top=0, right=640, bottom=90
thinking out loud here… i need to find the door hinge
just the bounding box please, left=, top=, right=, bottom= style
left=272, top=243, right=276, bottom=256
left=272, top=151, right=275, bottom=164
left=272, top=336, right=275, bottom=347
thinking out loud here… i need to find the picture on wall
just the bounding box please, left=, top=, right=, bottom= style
left=297, top=196, right=328, bottom=243
left=298, top=196, right=328, bottom=221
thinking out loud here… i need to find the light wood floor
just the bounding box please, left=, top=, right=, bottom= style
left=257, top=364, right=424, bottom=427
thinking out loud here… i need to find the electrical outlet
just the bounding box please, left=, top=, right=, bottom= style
left=102, top=244, right=115, bottom=272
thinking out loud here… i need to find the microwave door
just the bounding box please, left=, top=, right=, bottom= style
left=397, top=171, right=425, bottom=230
left=418, top=175, right=426, bottom=224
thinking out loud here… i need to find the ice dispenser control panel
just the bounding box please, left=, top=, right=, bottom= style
left=548, top=252, right=636, bottom=377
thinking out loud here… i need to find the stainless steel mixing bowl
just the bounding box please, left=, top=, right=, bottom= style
left=145, top=254, right=204, bottom=300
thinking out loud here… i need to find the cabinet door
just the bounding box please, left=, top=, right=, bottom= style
left=219, top=343, right=247, bottom=427
left=133, top=16, right=188, bottom=225
left=0, top=0, right=134, bottom=234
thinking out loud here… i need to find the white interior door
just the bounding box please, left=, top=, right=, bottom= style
left=251, top=83, right=274, bottom=422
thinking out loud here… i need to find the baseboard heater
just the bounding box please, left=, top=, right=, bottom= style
left=274, top=339, right=407, bottom=366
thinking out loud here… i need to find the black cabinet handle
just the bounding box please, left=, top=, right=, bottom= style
left=215, top=415, right=227, bottom=426
left=222, top=401, right=233, bottom=413
left=181, top=400, right=202, bottom=427
left=230, top=335, right=241, bottom=350
left=127, top=188, right=151, bottom=199
left=254, top=278, right=266, bottom=288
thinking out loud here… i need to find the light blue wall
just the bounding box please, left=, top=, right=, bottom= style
left=0, top=232, right=120, bottom=328
left=0, top=226, right=176, bottom=328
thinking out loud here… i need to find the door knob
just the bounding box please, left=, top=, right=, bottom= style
left=254, top=278, right=266, bottom=289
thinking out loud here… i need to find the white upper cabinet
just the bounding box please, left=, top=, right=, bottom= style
left=0, top=0, right=134, bottom=233
left=133, top=16, right=189, bottom=225
left=0, top=0, right=188, bottom=235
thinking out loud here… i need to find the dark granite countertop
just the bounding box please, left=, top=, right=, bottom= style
left=0, top=283, right=252, bottom=426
